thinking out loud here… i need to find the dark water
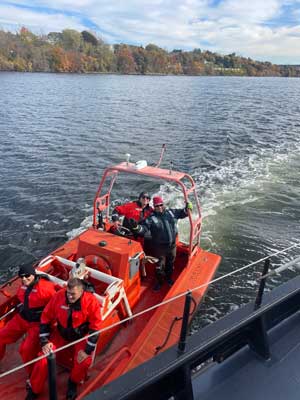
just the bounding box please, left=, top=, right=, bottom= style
left=1, top=72, right=300, bottom=326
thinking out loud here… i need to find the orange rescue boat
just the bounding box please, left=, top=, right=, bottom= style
left=0, top=150, right=221, bottom=399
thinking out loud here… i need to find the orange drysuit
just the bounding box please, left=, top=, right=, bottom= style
left=30, top=288, right=102, bottom=394
left=0, top=276, right=56, bottom=373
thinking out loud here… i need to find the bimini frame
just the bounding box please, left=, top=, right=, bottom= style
left=92, top=155, right=202, bottom=259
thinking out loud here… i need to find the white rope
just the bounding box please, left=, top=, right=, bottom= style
left=1, top=241, right=299, bottom=379
left=192, top=242, right=300, bottom=292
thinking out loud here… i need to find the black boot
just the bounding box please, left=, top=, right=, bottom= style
left=25, top=387, right=38, bottom=400
left=66, top=379, right=77, bottom=400
left=166, top=277, right=174, bottom=286
left=153, top=281, right=162, bottom=291
left=153, top=274, right=164, bottom=291
left=154, top=263, right=164, bottom=291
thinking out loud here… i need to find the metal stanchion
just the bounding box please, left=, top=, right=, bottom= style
left=255, top=258, right=270, bottom=310
left=177, top=291, right=192, bottom=354
left=47, top=351, right=58, bottom=400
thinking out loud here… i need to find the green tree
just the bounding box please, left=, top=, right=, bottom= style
left=81, top=31, right=98, bottom=46
left=60, top=29, right=82, bottom=51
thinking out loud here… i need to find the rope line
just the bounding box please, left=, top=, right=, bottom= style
left=0, top=241, right=299, bottom=379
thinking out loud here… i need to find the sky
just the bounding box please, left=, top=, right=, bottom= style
left=1, top=0, right=300, bottom=64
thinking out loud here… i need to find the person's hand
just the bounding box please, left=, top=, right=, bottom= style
left=42, top=342, right=53, bottom=355
left=113, top=220, right=121, bottom=228
left=186, top=202, right=193, bottom=211
left=77, top=350, right=89, bottom=363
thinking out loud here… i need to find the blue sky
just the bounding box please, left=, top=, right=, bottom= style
left=1, top=0, right=300, bottom=64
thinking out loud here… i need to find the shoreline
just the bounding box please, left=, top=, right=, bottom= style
left=0, top=70, right=296, bottom=78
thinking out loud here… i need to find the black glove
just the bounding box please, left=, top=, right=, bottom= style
left=111, top=213, right=120, bottom=222
left=128, top=218, right=138, bottom=230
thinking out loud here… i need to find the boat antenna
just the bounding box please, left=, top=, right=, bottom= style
left=125, top=153, right=131, bottom=166
left=155, top=144, right=166, bottom=167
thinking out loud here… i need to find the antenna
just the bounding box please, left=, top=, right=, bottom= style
left=155, top=144, right=166, bottom=167
left=125, top=153, right=131, bottom=165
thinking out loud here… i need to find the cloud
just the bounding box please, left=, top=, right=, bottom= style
left=1, top=0, right=300, bottom=63
left=216, top=0, right=282, bottom=23
left=0, top=4, right=86, bottom=32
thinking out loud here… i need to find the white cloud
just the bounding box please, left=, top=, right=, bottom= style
left=0, top=5, right=86, bottom=32
left=1, top=0, right=300, bottom=63
left=217, top=0, right=282, bottom=23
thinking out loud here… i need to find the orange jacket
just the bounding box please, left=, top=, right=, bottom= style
left=113, top=201, right=153, bottom=228
left=40, top=288, right=102, bottom=354
left=17, top=277, right=56, bottom=322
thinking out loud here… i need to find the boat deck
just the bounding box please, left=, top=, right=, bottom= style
left=193, top=310, right=300, bottom=400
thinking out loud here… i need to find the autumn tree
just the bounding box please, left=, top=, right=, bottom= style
left=114, top=44, right=137, bottom=74
left=145, top=44, right=168, bottom=73
left=0, top=28, right=297, bottom=76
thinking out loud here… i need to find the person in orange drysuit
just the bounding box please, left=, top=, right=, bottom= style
left=0, top=264, right=56, bottom=374
left=26, top=277, right=102, bottom=400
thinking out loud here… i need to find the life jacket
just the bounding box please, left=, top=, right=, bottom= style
left=140, top=208, right=188, bottom=247
left=40, top=289, right=102, bottom=344
left=17, top=276, right=56, bottom=322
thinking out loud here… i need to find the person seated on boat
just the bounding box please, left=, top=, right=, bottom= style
left=0, top=265, right=56, bottom=375
left=129, top=196, right=192, bottom=291
left=26, top=277, right=102, bottom=400
left=112, top=191, right=153, bottom=229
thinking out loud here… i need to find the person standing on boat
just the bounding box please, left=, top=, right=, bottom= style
left=130, top=196, right=192, bottom=291
left=26, top=278, right=102, bottom=400
left=112, top=191, right=153, bottom=229
left=0, top=265, right=56, bottom=374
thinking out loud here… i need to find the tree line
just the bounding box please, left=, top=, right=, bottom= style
left=0, top=27, right=299, bottom=77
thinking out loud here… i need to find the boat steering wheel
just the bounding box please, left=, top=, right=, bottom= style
left=116, top=226, right=132, bottom=236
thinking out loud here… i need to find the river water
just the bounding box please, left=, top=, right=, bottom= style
left=1, top=72, right=300, bottom=327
